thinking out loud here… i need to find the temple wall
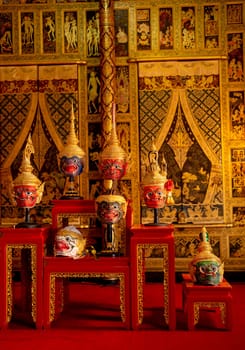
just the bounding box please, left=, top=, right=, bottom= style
left=0, top=0, right=244, bottom=271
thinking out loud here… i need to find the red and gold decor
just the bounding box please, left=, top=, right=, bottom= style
left=98, top=104, right=128, bottom=182
left=58, top=103, right=85, bottom=199
left=141, top=139, right=174, bottom=225
left=11, top=134, right=45, bottom=228
left=95, top=180, right=127, bottom=253
left=189, top=226, right=224, bottom=286
left=96, top=104, right=128, bottom=255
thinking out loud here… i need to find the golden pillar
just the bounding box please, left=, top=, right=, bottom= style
left=99, top=0, right=116, bottom=145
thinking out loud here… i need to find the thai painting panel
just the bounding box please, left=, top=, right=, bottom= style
left=42, top=11, right=56, bottom=54
left=229, top=90, right=245, bottom=140
left=115, top=9, right=128, bottom=57
left=159, top=7, right=173, bottom=50
left=229, top=234, right=245, bottom=258
left=86, top=10, right=100, bottom=58
left=63, top=10, right=78, bottom=54
left=204, top=5, right=219, bottom=49
left=175, top=233, right=221, bottom=259
left=20, top=12, right=35, bottom=54
left=0, top=12, right=13, bottom=54
left=231, top=147, right=245, bottom=197
left=136, top=8, right=151, bottom=51
left=87, top=66, right=101, bottom=114
left=181, top=6, right=196, bottom=49
left=116, top=65, right=129, bottom=114
left=233, top=206, right=245, bottom=227
left=138, top=60, right=223, bottom=225
left=227, top=3, right=243, bottom=24
left=227, top=32, right=244, bottom=83
left=88, top=122, right=102, bottom=172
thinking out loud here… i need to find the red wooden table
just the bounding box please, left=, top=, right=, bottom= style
left=0, top=226, right=50, bottom=329
left=182, top=273, right=233, bottom=330
left=130, top=224, right=176, bottom=330
left=43, top=256, right=131, bottom=329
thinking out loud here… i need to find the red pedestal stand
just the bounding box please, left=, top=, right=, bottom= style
left=130, top=224, right=176, bottom=330
left=182, top=273, right=233, bottom=330
left=0, top=226, right=50, bottom=329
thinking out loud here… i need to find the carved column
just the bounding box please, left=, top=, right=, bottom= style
left=99, top=0, right=116, bottom=145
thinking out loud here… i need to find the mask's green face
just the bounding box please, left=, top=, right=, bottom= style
left=195, top=260, right=222, bottom=285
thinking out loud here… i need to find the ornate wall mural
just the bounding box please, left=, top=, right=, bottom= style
left=138, top=60, right=223, bottom=225
left=204, top=5, right=219, bottom=49
left=0, top=12, right=13, bottom=54
left=20, top=12, right=35, bottom=54
left=231, top=147, right=245, bottom=197
left=0, top=65, right=80, bottom=224
left=136, top=8, right=151, bottom=51
left=159, top=7, right=173, bottom=50
left=227, top=32, right=244, bottom=83
left=181, top=6, right=196, bottom=49
left=229, top=90, right=245, bottom=140
left=42, top=11, right=56, bottom=54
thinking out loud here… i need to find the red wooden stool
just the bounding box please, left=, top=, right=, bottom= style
left=43, top=256, right=131, bottom=329
left=0, top=227, right=49, bottom=329
left=182, top=273, right=232, bottom=330
left=130, top=224, right=176, bottom=330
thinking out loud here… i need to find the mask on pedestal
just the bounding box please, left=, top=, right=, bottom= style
left=58, top=103, right=85, bottom=199
left=189, top=226, right=224, bottom=286
left=95, top=193, right=127, bottom=225
left=12, top=134, right=45, bottom=228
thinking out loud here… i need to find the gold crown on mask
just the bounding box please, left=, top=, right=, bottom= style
left=99, top=103, right=127, bottom=163
left=142, top=139, right=167, bottom=186
left=12, top=134, right=44, bottom=192
left=59, top=102, right=85, bottom=159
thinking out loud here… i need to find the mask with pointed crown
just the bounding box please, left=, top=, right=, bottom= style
left=59, top=103, right=85, bottom=178
left=141, top=139, right=174, bottom=209
left=12, top=134, right=45, bottom=208
left=189, top=226, right=224, bottom=286
left=98, top=103, right=128, bottom=181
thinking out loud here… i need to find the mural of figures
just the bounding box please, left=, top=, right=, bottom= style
left=181, top=6, right=196, bottom=49
left=230, top=236, right=245, bottom=257
left=42, top=12, right=56, bottom=54
left=87, top=67, right=100, bottom=114
left=229, top=91, right=245, bottom=139
left=63, top=11, right=78, bottom=53
left=233, top=206, right=245, bottom=227
left=86, top=11, right=100, bottom=57
left=227, top=3, right=243, bottom=24
left=21, top=12, right=34, bottom=54
left=115, top=9, right=128, bottom=57
left=175, top=235, right=220, bottom=258
left=204, top=5, right=219, bottom=49
left=116, top=66, right=129, bottom=113
left=88, top=122, right=102, bottom=171
left=0, top=12, right=13, bottom=54
left=159, top=8, right=173, bottom=50
left=136, top=9, right=151, bottom=51
left=231, top=148, right=245, bottom=197
left=227, top=32, right=244, bottom=82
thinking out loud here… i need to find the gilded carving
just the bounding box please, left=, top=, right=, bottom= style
left=7, top=244, right=37, bottom=323
left=137, top=243, right=169, bottom=325
left=193, top=301, right=226, bottom=326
